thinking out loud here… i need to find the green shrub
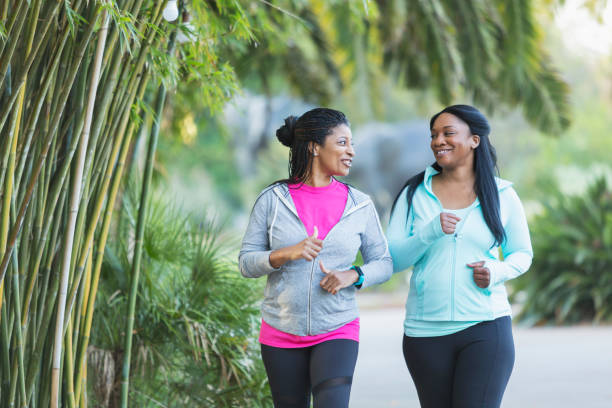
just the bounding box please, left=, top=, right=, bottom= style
left=513, top=177, right=612, bottom=325
left=89, top=189, right=271, bottom=407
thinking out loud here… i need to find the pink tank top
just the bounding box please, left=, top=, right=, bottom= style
left=259, top=179, right=359, bottom=348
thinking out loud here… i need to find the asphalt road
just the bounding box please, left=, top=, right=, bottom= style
left=351, top=304, right=612, bottom=408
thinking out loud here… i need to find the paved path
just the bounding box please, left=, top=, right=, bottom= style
left=351, top=305, right=612, bottom=408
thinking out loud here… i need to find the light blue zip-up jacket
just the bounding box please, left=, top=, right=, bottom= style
left=387, top=166, right=533, bottom=321
left=239, top=183, right=393, bottom=336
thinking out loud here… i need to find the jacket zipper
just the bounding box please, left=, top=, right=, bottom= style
left=307, top=259, right=316, bottom=335
left=451, top=233, right=458, bottom=320
left=450, top=206, right=476, bottom=320
left=307, top=199, right=367, bottom=334
left=274, top=186, right=365, bottom=336
left=421, top=171, right=487, bottom=319
left=274, top=188, right=314, bottom=335
left=307, top=202, right=366, bottom=335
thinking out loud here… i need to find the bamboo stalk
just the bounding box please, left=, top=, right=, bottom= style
left=67, top=78, right=92, bottom=331
left=1, top=296, right=10, bottom=399
left=7, top=251, right=26, bottom=407
left=18, top=44, right=99, bottom=325
left=2, top=60, right=32, bottom=405
left=72, top=233, right=93, bottom=361
left=0, top=38, right=25, bottom=375
left=49, top=8, right=107, bottom=408
left=0, top=0, right=27, bottom=82
left=1, top=0, right=25, bottom=41
left=0, top=37, right=67, bottom=290
left=73, top=69, right=151, bottom=405
left=14, top=58, right=59, bottom=197
left=0, top=0, right=216, bottom=406
left=82, top=0, right=148, bottom=186
left=0, top=2, right=61, bottom=134
left=37, top=300, right=59, bottom=407
left=0, top=116, right=17, bottom=316
left=78, top=357, right=88, bottom=408
left=0, top=0, right=8, bottom=24
left=81, top=0, right=163, bottom=197
left=120, top=20, right=179, bottom=406
left=63, top=11, right=168, bottom=322
left=25, top=187, right=66, bottom=405
left=77, top=248, right=92, bottom=349
left=0, top=137, right=11, bottom=237
left=64, top=318, right=76, bottom=408
left=22, top=162, right=46, bottom=327
left=0, top=2, right=95, bottom=290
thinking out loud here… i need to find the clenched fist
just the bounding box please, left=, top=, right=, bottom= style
left=467, top=261, right=490, bottom=288
left=294, top=226, right=324, bottom=261
left=440, top=213, right=461, bottom=234
left=269, top=226, right=324, bottom=268
left=319, top=261, right=359, bottom=295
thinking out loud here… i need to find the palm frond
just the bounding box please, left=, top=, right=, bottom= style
left=91, top=186, right=269, bottom=407
left=521, top=61, right=571, bottom=134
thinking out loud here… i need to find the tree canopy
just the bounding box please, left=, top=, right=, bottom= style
left=211, top=0, right=570, bottom=134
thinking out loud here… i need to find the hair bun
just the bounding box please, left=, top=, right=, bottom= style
left=276, top=116, right=298, bottom=147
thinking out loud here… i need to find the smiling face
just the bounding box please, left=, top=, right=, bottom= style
left=312, top=124, right=355, bottom=178
left=430, top=113, right=480, bottom=170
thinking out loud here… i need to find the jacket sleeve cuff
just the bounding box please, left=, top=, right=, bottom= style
left=240, top=250, right=281, bottom=278
left=484, top=259, right=504, bottom=287
left=418, top=215, right=445, bottom=244
left=359, top=256, right=393, bottom=289
left=484, top=252, right=532, bottom=287
left=261, top=250, right=281, bottom=274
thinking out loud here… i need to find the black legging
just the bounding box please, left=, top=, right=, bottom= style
left=260, top=339, right=359, bottom=408
left=403, top=316, right=515, bottom=408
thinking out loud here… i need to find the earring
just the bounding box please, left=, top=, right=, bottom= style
left=313, top=153, right=318, bottom=156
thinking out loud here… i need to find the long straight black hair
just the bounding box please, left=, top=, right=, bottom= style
left=390, top=105, right=506, bottom=247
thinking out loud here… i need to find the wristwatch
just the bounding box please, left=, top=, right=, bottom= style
left=350, top=265, right=364, bottom=289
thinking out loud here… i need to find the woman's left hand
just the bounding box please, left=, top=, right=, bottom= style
left=319, top=261, right=359, bottom=295
left=467, top=261, right=490, bottom=288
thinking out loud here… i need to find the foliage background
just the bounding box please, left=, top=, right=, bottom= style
left=158, top=0, right=612, bottom=321
left=1, top=0, right=611, bottom=407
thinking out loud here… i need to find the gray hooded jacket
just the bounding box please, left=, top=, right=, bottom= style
left=239, top=182, right=393, bottom=336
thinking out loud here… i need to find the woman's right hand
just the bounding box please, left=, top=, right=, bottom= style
left=292, top=226, right=324, bottom=261
left=440, top=213, right=461, bottom=234
left=269, top=226, right=324, bottom=268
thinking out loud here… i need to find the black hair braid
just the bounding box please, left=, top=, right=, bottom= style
left=274, top=108, right=349, bottom=185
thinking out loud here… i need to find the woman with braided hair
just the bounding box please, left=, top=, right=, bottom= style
left=239, top=107, right=392, bottom=408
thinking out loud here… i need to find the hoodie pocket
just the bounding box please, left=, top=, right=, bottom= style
left=339, top=285, right=356, bottom=305
left=415, top=251, right=451, bottom=297
left=264, top=269, right=285, bottom=299
left=453, top=267, right=494, bottom=318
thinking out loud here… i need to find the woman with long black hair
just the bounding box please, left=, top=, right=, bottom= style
left=387, top=105, right=533, bottom=407
left=239, top=108, right=392, bottom=408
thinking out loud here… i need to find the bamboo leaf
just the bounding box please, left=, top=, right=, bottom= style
left=63, top=0, right=89, bottom=38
